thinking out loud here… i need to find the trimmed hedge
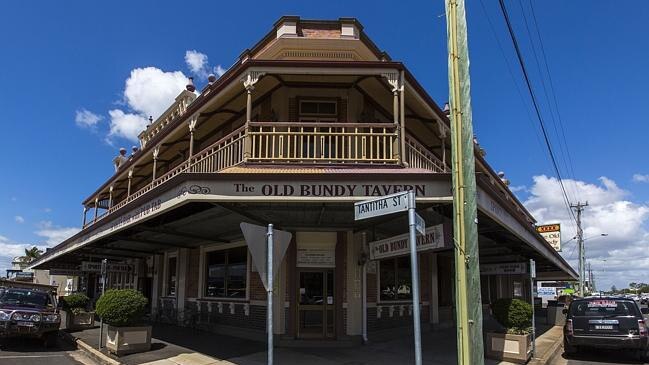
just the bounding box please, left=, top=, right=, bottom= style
left=60, top=293, right=90, bottom=315
left=492, top=298, right=532, bottom=334
left=95, top=289, right=148, bottom=327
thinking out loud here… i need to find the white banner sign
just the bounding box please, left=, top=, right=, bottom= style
left=536, top=223, right=561, bottom=251
left=369, top=224, right=445, bottom=260
left=480, top=262, right=527, bottom=275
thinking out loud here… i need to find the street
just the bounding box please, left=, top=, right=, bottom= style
left=0, top=337, right=96, bottom=365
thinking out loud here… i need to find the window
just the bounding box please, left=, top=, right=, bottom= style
left=167, top=256, right=177, bottom=296
left=299, top=101, right=337, bottom=119
left=205, top=246, right=247, bottom=299
left=379, top=256, right=412, bottom=301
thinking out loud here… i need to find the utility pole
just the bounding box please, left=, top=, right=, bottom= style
left=445, top=0, right=484, bottom=364
left=571, top=201, right=588, bottom=296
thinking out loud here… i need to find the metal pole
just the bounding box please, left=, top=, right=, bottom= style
left=361, top=232, right=368, bottom=344
left=266, top=224, right=274, bottom=365
left=407, top=190, right=422, bottom=365
left=99, top=259, right=107, bottom=350
left=530, top=259, right=536, bottom=358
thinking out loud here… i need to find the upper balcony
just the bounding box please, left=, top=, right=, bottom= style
left=84, top=117, right=448, bottom=228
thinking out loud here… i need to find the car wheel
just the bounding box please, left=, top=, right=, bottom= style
left=563, top=339, right=577, bottom=355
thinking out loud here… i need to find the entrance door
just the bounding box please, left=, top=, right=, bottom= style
left=298, top=270, right=334, bottom=338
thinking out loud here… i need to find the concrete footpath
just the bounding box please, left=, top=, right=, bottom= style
left=62, top=323, right=564, bottom=365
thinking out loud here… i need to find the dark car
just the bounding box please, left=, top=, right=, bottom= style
left=564, top=297, right=649, bottom=360
left=0, top=286, right=61, bottom=346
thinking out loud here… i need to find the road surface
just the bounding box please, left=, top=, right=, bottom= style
left=0, top=337, right=96, bottom=365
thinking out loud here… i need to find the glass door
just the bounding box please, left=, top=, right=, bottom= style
left=298, top=270, right=335, bottom=338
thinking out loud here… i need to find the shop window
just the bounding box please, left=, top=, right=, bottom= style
left=379, top=256, right=412, bottom=301
left=205, top=246, right=247, bottom=299
left=167, top=256, right=177, bottom=296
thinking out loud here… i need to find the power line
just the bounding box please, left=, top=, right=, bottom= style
left=496, top=0, right=577, bottom=225
left=528, top=0, right=581, bottom=201
left=476, top=0, right=551, bottom=172
left=515, top=0, right=576, bottom=203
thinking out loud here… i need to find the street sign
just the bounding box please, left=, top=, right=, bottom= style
left=415, top=212, right=425, bottom=236
left=354, top=191, right=409, bottom=220
left=530, top=259, right=536, bottom=279
left=240, top=222, right=292, bottom=291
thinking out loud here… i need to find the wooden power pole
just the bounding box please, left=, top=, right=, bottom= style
left=445, top=0, right=485, bottom=363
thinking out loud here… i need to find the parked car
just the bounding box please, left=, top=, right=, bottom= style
left=0, top=283, right=61, bottom=347
left=563, top=297, right=649, bottom=360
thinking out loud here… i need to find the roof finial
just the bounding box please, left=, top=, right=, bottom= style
left=186, top=77, right=196, bottom=92
left=208, top=74, right=217, bottom=83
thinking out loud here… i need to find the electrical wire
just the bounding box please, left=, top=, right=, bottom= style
left=497, top=0, right=578, bottom=226
left=528, top=0, right=581, bottom=202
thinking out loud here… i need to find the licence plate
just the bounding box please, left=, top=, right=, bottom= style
left=594, top=325, right=613, bottom=330
left=17, top=321, right=34, bottom=327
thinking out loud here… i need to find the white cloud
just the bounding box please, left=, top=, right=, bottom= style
left=184, top=50, right=226, bottom=80
left=108, top=109, right=149, bottom=142
left=75, top=109, right=103, bottom=128
left=14, top=216, right=24, bottom=224
left=185, top=50, right=209, bottom=78
left=123, top=67, right=188, bottom=118
left=108, top=67, right=188, bottom=142
left=632, top=174, right=649, bottom=183
left=214, top=65, right=226, bottom=77
left=523, top=175, right=649, bottom=290
left=35, top=221, right=80, bottom=246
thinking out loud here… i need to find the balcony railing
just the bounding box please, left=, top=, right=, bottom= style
left=405, top=135, right=447, bottom=173
left=87, top=122, right=447, bottom=228
left=248, top=122, right=399, bottom=164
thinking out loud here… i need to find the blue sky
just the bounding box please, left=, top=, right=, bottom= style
left=0, top=1, right=647, bottom=289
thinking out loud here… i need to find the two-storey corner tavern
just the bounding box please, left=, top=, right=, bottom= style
left=30, top=16, right=576, bottom=343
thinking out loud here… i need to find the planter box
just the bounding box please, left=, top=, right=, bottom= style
left=66, top=311, right=95, bottom=331
left=485, top=332, right=532, bottom=364
left=105, top=325, right=152, bottom=356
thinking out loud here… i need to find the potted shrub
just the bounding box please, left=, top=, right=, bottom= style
left=60, top=293, right=94, bottom=330
left=485, top=298, right=533, bottom=364
left=95, top=289, right=151, bottom=356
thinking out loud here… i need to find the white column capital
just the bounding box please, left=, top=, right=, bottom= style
left=153, top=145, right=161, bottom=159
left=188, top=115, right=198, bottom=132
left=381, top=72, right=400, bottom=93
left=128, top=169, right=134, bottom=179
left=241, top=71, right=266, bottom=91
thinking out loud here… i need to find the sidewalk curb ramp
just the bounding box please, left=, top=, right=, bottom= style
left=59, top=330, right=123, bottom=365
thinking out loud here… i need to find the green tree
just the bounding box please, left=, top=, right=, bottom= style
left=611, top=285, right=617, bottom=293
left=19, top=246, right=43, bottom=263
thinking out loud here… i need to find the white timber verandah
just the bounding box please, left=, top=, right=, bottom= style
left=81, top=64, right=451, bottom=229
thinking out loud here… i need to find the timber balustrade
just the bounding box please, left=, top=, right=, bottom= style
left=86, top=122, right=446, bottom=228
